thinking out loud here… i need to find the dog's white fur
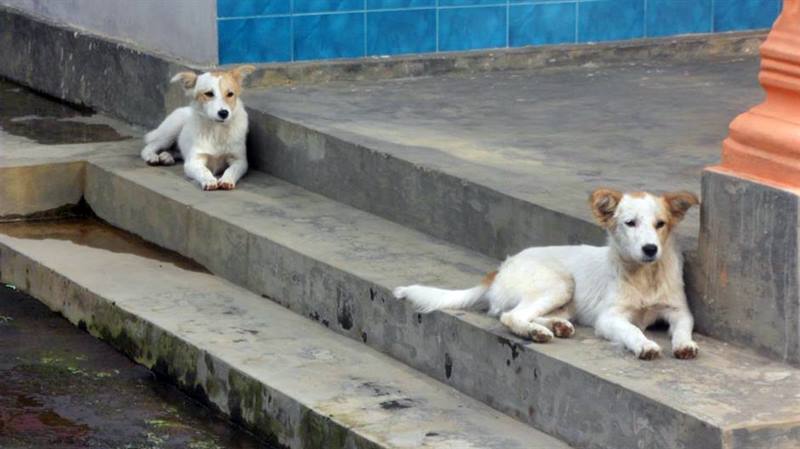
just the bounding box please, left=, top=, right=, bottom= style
left=140, top=65, right=255, bottom=190
left=394, top=189, right=700, bottom=360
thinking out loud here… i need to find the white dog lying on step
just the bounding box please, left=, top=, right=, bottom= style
left=140, top=65, right=255, bottom=191
left=394, top=188, right=700, bottom=360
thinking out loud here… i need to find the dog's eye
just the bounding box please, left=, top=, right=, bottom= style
left=226, top=91, right=234, bottom=98
left=204, top=91, right=214, bottom=98
left=655, top=220, right=666, bottom=229
left=624, top=220, right=636, bottom=227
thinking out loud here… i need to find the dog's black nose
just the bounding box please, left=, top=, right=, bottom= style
left=218, top=109, right=229, bottom=119
left=642, top=244, right=658, bottom=257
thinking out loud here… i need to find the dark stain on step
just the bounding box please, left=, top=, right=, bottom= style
left=0, top=79, right=131, bottom=145
left=379, top=398, right=414, bottom=410
left=0, top=218, right=208, bottom=274
left=359, top=381, right=392, bottom=397
left=498, top=336, right=521, bottom=360
left=336, top=293, right=353, bottom=330
left=444, top=353, right=453, bottom=379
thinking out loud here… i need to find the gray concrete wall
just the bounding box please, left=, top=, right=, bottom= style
left=694, top=169, right=800, bottom=366
left=0, top=0, right=217, bottom=64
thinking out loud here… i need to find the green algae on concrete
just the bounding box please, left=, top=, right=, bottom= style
left=0, top=216, right=573, bottom=449
left=0, top=285, right=269, bottom=449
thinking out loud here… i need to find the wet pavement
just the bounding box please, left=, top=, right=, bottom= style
left=0, top=282, right=271, bottom=449
left=0, top=77, right=138, bottom=147
left=0, top=218, right=208, bottom=273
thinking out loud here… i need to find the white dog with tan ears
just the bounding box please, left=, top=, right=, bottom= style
left=140, top=65, right=256, bottom=190
left=394, top=189, right=700, bottom=360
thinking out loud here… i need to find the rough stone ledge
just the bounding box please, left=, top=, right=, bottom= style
left=0, top=226, right=567, bottom=449
left=81, top=156, right=800, bottom=449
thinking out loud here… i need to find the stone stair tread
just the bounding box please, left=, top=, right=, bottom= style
left=85, top=154, right=800, bottom=435
left=243, top=57, right=765, bottom=246
left=0, top=219, right=571, bottom=449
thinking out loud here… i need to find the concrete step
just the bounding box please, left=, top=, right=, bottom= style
left=80, top=155, right=800, bottom=449
left=0, top=218, right=570, bottom=449
left=241, top=57, right=765, bottom=356
left=244, top=56, right=763, bottom=259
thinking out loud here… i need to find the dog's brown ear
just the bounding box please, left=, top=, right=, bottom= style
left=663, top=191, right=699, bottom=223
left=170, top=71, right=198, bottom=90
left=230, top=65, right=256, bottom=83
left=590, top=188, right=623, bottom=227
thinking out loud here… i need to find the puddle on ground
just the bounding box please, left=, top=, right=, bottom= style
left=0, top=286, right=269, bottom=449
left=0, top=78, right=131, bottom=144
left=0, top=218, right=208, bottom=273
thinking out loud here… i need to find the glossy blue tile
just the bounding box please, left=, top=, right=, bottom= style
left=646, top=0, right=711, bottom=37
left=367, top=0, right=436, bottom=9
left=714, top=0, right=780, bottom=32
left=578, top=0, right=645, bottom=42
left=440, top=0, right=505, bottom=5
left=509, top=3, right=576, bottom=47
left=367, top=9, right=436, bottom=55
left=293, top=0, right=363, bottom=13
left=218, top=17, right=292, bottom=64
left=217, top=0, right=290, bottom=18
left=439, top=6, right=506, bottom=52
left=294, top=13, right=365, bottom=60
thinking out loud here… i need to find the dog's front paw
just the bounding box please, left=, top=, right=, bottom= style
left=141, top=149, right=161, bottom=166
left=552, top=319, right=575, bottom=338
left=158, top=152, right=176, bottom=166
left=673, top=341, right=699, bottom=360
left=201, top=180, right=219, bottom=191
left=218, top=180, right=236, bottom=190
left=636, top=340, right=662, bottom=360
left=393, top=287, right=408, bottom=299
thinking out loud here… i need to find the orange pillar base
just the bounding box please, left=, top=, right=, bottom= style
left=696, top=0, right=800, bottom=366
left=713, top=0, right=800, bottom=190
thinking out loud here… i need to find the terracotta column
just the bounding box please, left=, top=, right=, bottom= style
left=711, top=0, right=800, bottom=189
left=696, top=0, right=800, bottom=366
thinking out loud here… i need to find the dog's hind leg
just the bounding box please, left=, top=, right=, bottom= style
left=499, top=286, right=574, bottom=343
left=534, top=303, right=577, bottom=338
left=141, top=107, right=191, bottom=165
left=500, top=299, right=556, bottom=342
left=495, top=262, right=574, bottom=342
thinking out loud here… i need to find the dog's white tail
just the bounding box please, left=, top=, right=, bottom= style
left=393, top=271, right=496, bottom=313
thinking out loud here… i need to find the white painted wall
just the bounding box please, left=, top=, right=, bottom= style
left=0, top=0, right=218, bottom=64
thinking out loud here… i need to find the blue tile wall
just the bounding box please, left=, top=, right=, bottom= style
left=439, top=6, right=506, bottom=51
left=714, top=0, right=781, bottom=32
left=647, top=0, right=712, bottom=37
left=579, top=0, right=645, bottom=42
left=367, top=9, right=436, bottom=56
left=509, top=3, right=576, bottom=46
left=217, top=0, right=783, bottom=64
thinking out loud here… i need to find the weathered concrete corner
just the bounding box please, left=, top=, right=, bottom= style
left=0, top=6, right=190, bottom=128
left=694, top=169, right=800, bottom=365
